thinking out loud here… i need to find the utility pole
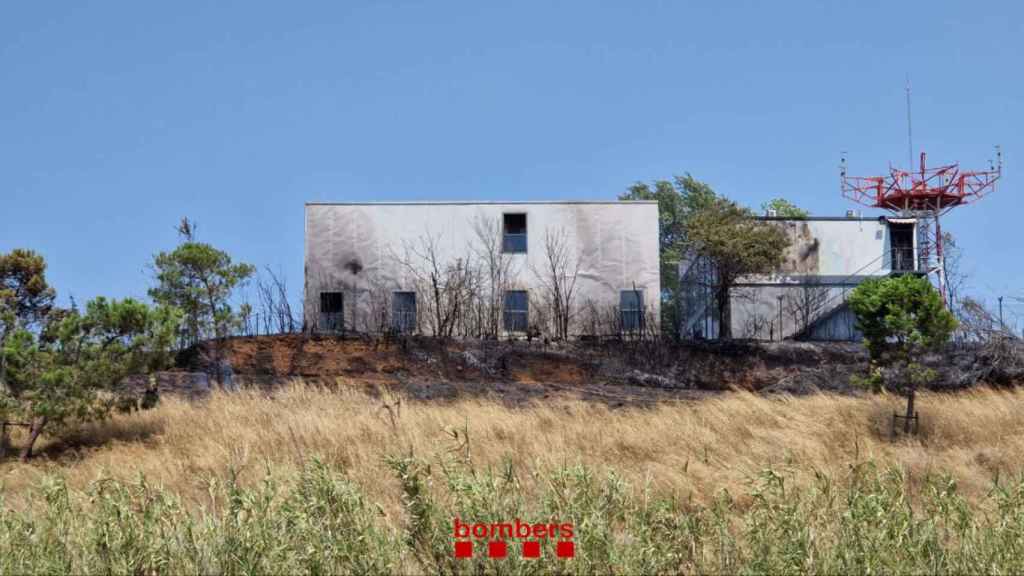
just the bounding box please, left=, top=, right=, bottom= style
left=999, top=296, right=1005, bottom=330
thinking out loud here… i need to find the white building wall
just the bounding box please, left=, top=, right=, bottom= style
left=304, top=201, right=660, bottom=335
left=747, top=218, right=896, bottom=281
left=679, top=216, right=916, bottom=341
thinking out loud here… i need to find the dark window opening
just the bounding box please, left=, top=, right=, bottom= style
left=391, top=292, right=417, bottom=333
left=890, top=223, right=915, bottom=272
left=319, top=292, right=344, bottom=332
left=620, top=289, right=644, bottom=332
left=502, top=213, right=527, bottom=253
left=503, top=290, right=529, bottom=332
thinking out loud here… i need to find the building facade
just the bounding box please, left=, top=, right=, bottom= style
left=679, top=215, right=919, bottom=341
left=304, top=201, right=660, bottom=337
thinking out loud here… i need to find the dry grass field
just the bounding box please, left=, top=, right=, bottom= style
left=5, top=382, right=1023, bottom=508
left=3, top=383, right=1024, bottom=573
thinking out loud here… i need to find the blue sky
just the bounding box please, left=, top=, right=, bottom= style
left=2, top=1, right=1021, bottom=325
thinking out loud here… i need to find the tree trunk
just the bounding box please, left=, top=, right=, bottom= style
left=716, top=285, right=732, bottom=340
left=0, top=424, right=9, bottom=460
left=19, top=416, right=47, bottom=461
left=205, top=291, right=225, bottom=388
left=904, top=383, right=916, bottom=435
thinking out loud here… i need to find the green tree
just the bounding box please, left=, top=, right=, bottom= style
left=686, top=198, right=791, bottom=339
left=0, top=249, right=58, bottom=458
left=761, top=198, right=809, bottom=219
left=619, top=174, right=717, bottom=338
left=848, top=275, right=957, bottom=434
left=149, top=219, right=255, bottom=346
left=0, top=249, right=56, bottom=337
left=1, top=297, right=180, bottom=460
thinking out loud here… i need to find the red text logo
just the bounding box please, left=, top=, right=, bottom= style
left=453, top=518, right=575, bottom=559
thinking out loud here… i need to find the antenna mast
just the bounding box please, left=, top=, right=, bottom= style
left=841, top=88, right=1002, bottom=305
left=906, top=75, right=914, bottom=172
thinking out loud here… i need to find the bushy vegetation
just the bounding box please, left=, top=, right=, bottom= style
left=2, top=218, right=262, bottom=459
left=685, top=196, right=791, bottom=339
left=849, top=275, right=959, bottom=433
left=1, top=249, right=179, bottom=460
left=620, top=175, right=794, bottom=339
left=0, top=460, right=398, bottom=575
left=149, top=218, right=255, bottom=347
left=4, top=456, right=1024, bottom=574
left=761, top=197, right=810, bottom=218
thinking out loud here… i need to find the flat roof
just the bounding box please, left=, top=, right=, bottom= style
left=757, top=215, right=894, bottom=222
left=306, top=200, right=658, bottom=206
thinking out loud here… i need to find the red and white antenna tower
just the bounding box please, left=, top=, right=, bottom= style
left=840, top=79, right=1002, bottom=305
left=840, top=146, right=1002, bottom=303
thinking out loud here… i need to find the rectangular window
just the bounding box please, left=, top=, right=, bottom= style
left=391, top=291, right=416, bottom=333
left=502, top=213, right=527, bottom=253
left=319, top=292, right=344, bottom=332
left=503, top=290, right=529, bottom=332
left=620, top=289, right=644, bottom=332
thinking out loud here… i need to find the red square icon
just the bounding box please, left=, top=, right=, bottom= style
left=454, top=541, right=473, bottom=558
left=557, top=540, right=575, bottom=558
left=522, top=541, right=541, bottom=558
left=488, top=541, right=507, bottom=558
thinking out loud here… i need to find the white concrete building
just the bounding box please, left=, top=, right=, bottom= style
left=304, top=201, right=660, bottom=337
left=679, top=215, right=919, bottom=341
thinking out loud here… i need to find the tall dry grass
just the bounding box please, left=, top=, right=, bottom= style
left=3, top=382, right=1023, bottom=514
left=4, top=383, right=1024, bottom=573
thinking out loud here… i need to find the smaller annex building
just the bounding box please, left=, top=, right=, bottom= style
left=679, top=215, right=920, bottom=341
left=304, top=201, right=660, bottom=338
